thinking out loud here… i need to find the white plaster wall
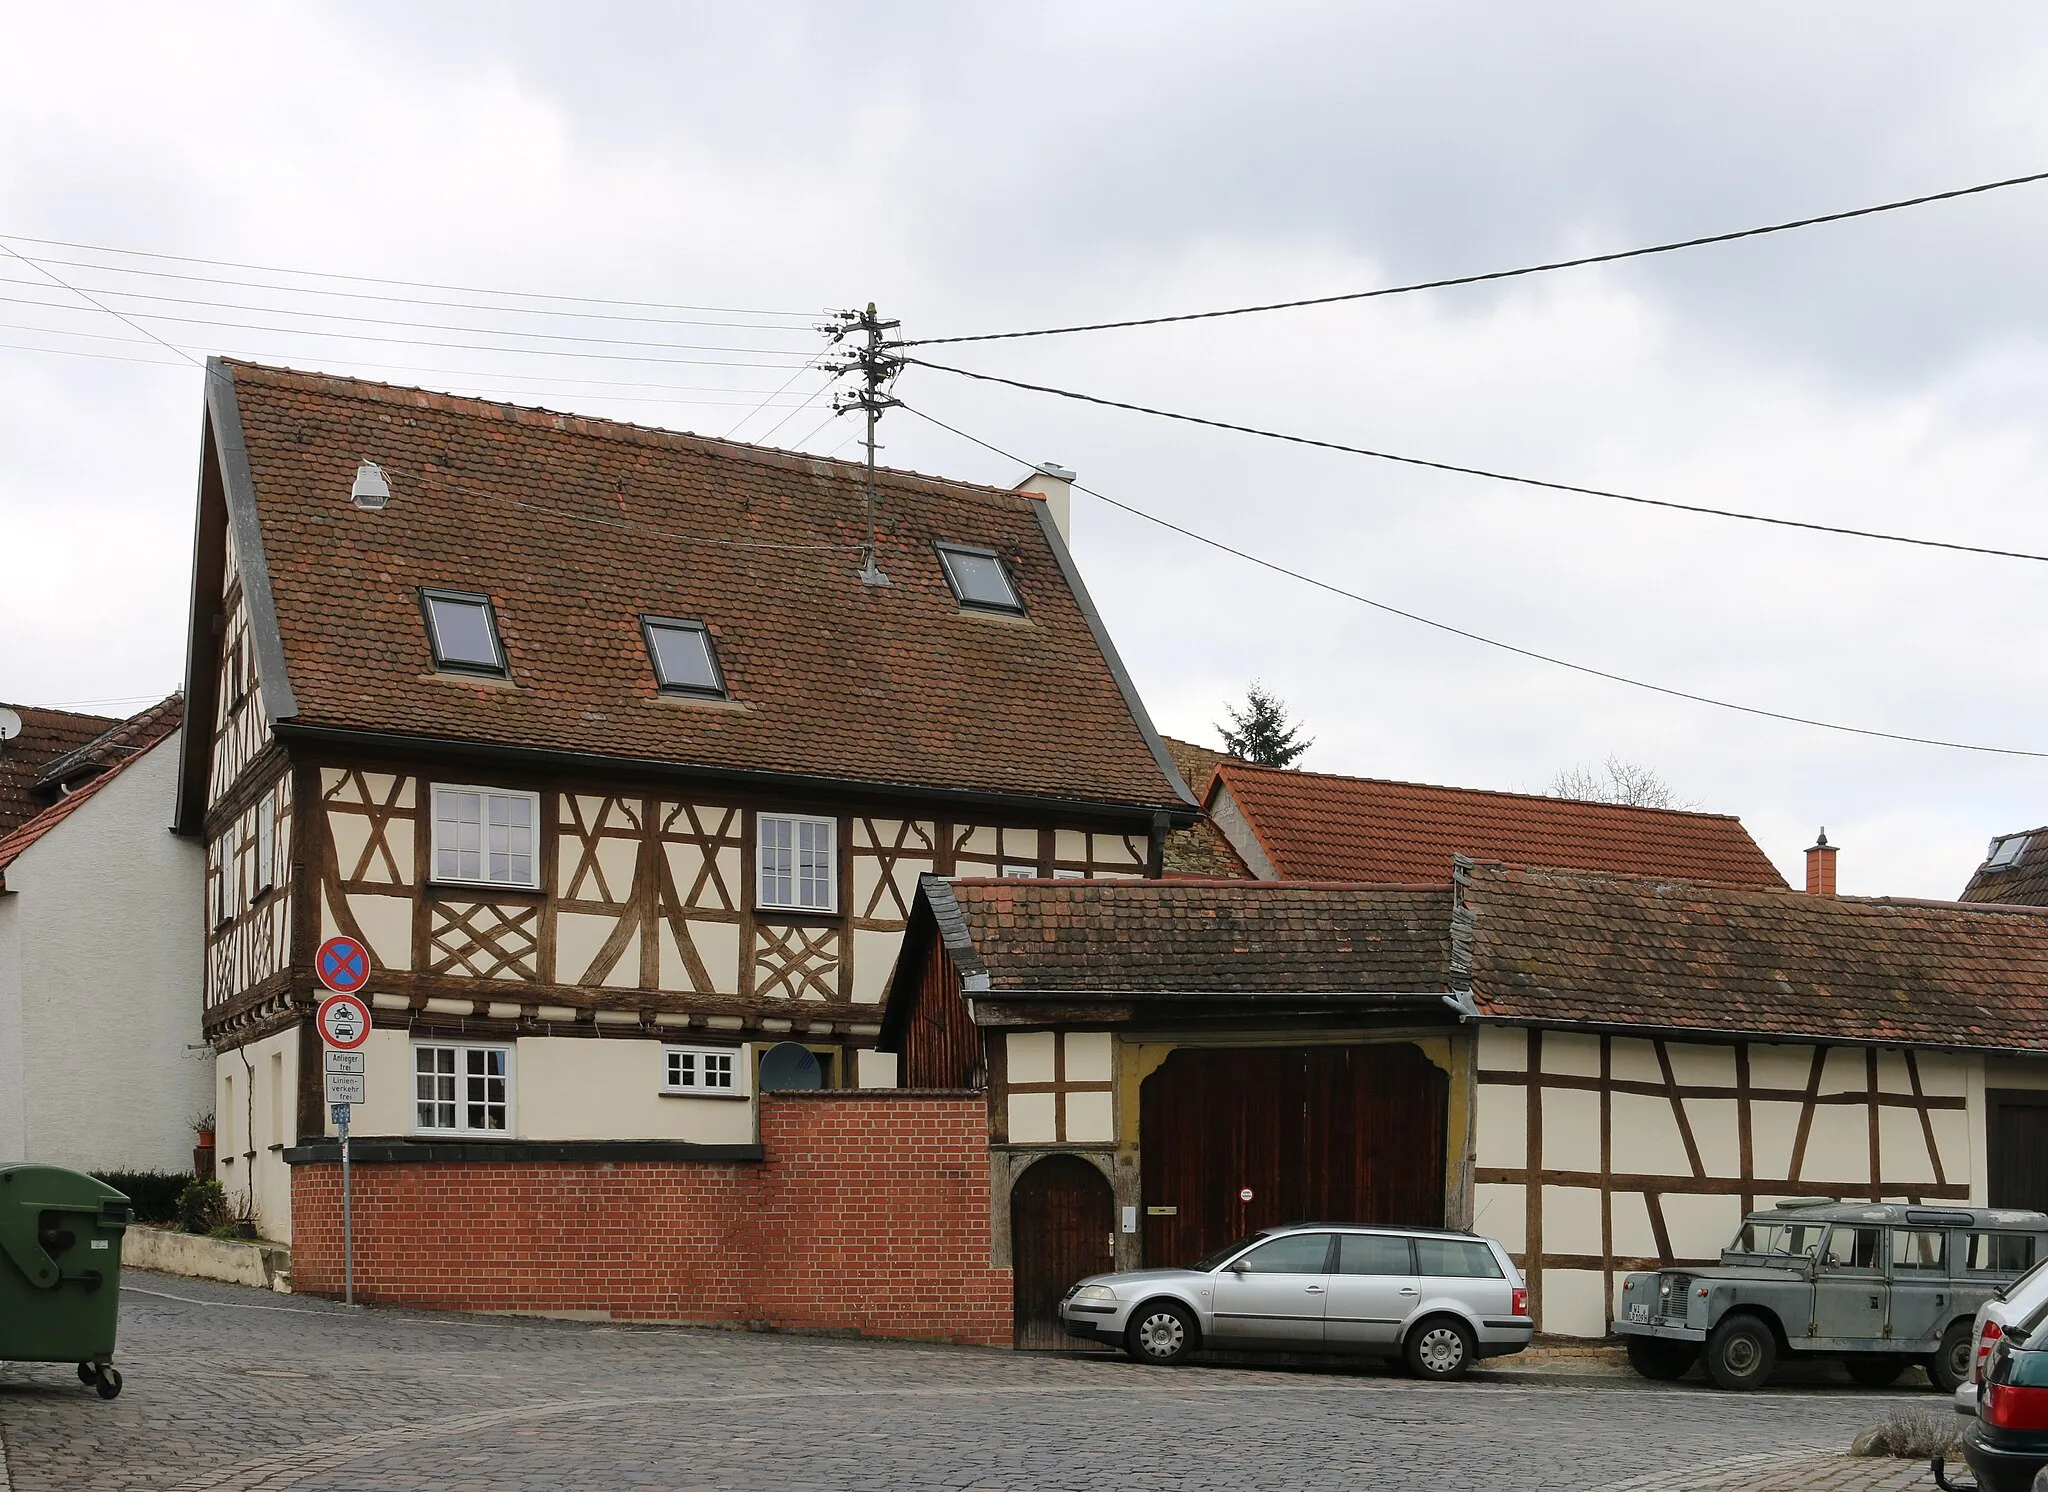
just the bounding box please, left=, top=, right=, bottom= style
left=4, top=732, right=210, bottom=1173
left=215, top=1024, right=297, bottom=1243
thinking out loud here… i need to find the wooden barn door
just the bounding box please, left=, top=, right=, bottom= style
left=1011, top=1154, right=1116, bottom=1350
left=1990, top=1092, right=2048, bottom=1211
left=1140, top=1044, right=1448, bottom=1269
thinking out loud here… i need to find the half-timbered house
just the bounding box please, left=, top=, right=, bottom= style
left=882, top=861, right=2048, bottom=1344
left=173, top=358, right=1195, bottom=1247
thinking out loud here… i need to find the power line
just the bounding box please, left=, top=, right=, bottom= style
left=0, top=261, right=815, bottom=331
left=905, top=357, right=2048, bottom=566
left=899, top=402, right=2048, bottom=760
left=0, top=274, right=818, bottom=348
left=0, top=232, right=816, bottom=319
left=903, top=166, right=2048, bottom=346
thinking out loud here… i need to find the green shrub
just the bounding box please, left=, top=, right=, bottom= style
left=176, top=1179, right=230, bottom=1236
left=91, top=1171, right=193, bottom=1226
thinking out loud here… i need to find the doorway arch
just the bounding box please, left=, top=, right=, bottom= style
left=1010, top=1153, right=1116, bottom=1349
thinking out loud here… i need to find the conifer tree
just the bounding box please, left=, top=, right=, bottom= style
left=1218, top=682, right=1312, bottom=768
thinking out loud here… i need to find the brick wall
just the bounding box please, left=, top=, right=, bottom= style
left=289, top=1093, right=1012, bottom=1346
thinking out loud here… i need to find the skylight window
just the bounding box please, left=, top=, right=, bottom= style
left=935, top=543, right=1023, bottom=614
left=641, top=617, right=726, bottom=697
left=420, top=589, right=506, bottom=675
left=1987, top=834, right=2031, bottom=870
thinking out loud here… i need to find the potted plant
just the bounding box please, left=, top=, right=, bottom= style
left=192, top=1112, right=216, bottom=1180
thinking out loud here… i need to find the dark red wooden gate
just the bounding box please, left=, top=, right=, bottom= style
left=1011, top=1154, right=1116, bottom=1349
left=1140, top=1044, right=1447, bottom=1269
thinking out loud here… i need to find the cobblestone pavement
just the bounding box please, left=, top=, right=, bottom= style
left=0, top=1272, right=1960, bottom=1491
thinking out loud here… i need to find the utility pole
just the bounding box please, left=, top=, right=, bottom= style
left=825, top=303, right=900, bottom=587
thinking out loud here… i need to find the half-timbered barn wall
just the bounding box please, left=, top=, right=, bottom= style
left=207, top=525, right=272, bottom=802
left=1470, top=1025, right=2008, bottom=1337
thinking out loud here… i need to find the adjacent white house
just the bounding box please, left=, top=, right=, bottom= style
left=0, top=697, right=212, bottom=1174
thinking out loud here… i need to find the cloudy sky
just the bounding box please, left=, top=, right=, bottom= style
left=4, top=2, right=2047, bottom=895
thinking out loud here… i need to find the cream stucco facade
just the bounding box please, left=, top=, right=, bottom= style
left=0, top=730, right=211, bottom=1174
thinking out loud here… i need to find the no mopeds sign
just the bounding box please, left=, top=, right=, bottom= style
left=316, top=991, right=372, bottom=1052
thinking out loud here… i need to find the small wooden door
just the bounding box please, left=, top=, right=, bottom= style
left=1011, top=1154, right=1116, bottom=1350
left=1990, top=1092, right=2048, bottom=1211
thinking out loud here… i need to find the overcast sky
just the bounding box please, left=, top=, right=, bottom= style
left=5, top=2, right=2048, bottom=896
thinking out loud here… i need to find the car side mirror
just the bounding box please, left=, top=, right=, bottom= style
left=1230, top=1260, right=1248, bottom=1275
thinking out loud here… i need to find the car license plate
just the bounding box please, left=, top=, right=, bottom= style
left=1627, top=1302, right=1651, bottom=1322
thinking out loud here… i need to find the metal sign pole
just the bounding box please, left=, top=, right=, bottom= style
left=332, top=1101, right=354, bottom=1307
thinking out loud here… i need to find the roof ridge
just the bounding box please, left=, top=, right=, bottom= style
left=949, top=876, right=1455, bottom=891
left=1214, top=758, right=1746, bottom=824
left=218, top=358, right=1034, bottom=507
left=0, top=701, right=122, bottom=726
left=1473, top=861, right=2048, bottom=917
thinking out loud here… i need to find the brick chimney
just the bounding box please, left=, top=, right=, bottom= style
left=1804, top=829, right=1837, bottom=897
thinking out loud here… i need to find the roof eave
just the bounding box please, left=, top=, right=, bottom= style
left=1471, top=1009, right=2048, bottom=1061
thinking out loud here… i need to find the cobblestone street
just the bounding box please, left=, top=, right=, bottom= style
left=0, top=1272, right=1966, bottom=1491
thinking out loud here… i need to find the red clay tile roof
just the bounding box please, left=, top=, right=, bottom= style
left=1212, top=762, right=1787, bottom=888
left=1958, top=826, right=2048, bottom=907
left=0, top=704, right=118, bottom=836
left=928, top=876, right=1453, bottom=995
left=0, top=696, right=182, bottom=882
left=1461, top=861, right=2048, bottom=1053
left=212, top=360, right=1191, bottom=812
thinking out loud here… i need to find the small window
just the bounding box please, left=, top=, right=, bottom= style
left=1051, top=868, right=1086, bottom=880
left=935, top=543, right=1023, bottom=613
left=1988, top=834, right=2031, bottom=870
left=1415, top=1237, right=1505, bottom=1279
left=420, top=589, right=507, bottom=675
left=432, top=785, right=539, bottom=888
left=208, top=839, right=230, bottom=928
left=414, top=1043, right=511, bottom=1133
left=1235, top=1233, right=1335, bottom=1274
left=758, top=814, right=836, bottom=911
left=1000, top=863, right=1039, bottom=879
left=1892, top=1230, right=1945, bottom=1272
left=642, top=617, right=726, bottom=697
left=254, top=795, right=276, bottom=894
left=663, top=1045, right=746, bottom=1095
left=1824, top=1225, right=1884, bottom=1271
left=1335, top=1233, right=1415, bottom=1276
left=1969, top=1233, right=2039, bottom=1274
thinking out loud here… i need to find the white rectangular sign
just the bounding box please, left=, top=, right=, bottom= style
left=323, top=1070, right=367, bottom=1105
left=323, top=1051, right=365, bottom=1076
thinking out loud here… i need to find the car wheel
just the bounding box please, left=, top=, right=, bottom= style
left=1404, top=1315, right=1476, bottom=1382
left=1929, top=1319, right=1974, bottom=1394
left=1125, top=1301, right=1196, bottom=1366
left=1843, top=1355, right=1907, bottom=1388
left=1704, top=1313, right=1777, bottom=1392
left=1625, top=1338, right=1700, bottom=1381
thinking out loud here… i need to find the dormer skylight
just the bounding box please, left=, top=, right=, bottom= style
left=420, top=589, right=507, bottom=676
left=1986, top=833, right=2030, bottom=871
left=642, top=617, right=726, bottom=697
left=936, top=543, right=1023, bottom=614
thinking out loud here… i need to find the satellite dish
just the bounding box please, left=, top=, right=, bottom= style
left=0, top=707, right=21, bottom=748
left=758, top=1041, right=823, bottom=1092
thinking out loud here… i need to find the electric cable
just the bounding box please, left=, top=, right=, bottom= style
left=898, top=401, right=2048, bottom=760
left=903, top=166, right=2048, bottom=345
left=904, top=357, right=2048, bottom=566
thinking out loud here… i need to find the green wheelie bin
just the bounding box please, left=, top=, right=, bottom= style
left=0, top=1165, right=130, bottom=1398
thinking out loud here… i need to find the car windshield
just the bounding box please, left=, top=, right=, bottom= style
left=1731, top=1220, right=1826, bottom=1259
left=1193, top=1233, right=1267, bottom=1272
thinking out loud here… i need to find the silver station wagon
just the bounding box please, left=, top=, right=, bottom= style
left=1059, top=1223, right=1533, bottom=1380
left=1617, top=1200, right=2048, bottom=1391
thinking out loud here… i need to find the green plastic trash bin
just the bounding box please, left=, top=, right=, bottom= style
left=0, top=1165, right=130, bottom=1398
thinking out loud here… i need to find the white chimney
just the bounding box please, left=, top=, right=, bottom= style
left=1015, top=462, right=1075, bottom=543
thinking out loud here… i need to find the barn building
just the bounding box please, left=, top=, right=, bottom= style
left=880, top=862, right=2048, bottom=1343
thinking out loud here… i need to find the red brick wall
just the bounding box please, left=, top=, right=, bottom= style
left=289, top=1093, right=1012, bottom=1346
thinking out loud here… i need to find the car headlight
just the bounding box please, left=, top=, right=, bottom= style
left=1072, top=1285, right=1117, bottom=1302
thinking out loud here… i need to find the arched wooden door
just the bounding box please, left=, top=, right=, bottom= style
left=1011, top=1154, right=1116, bottom=1350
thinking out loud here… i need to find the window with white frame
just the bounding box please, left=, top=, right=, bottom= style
left=662, top=1045, right=745, bottom=1095
left=432, top=785, right=539, bottom=888
left=209, top=838, right=230, bottom=927
left=1001, top=863, right=1039, bottom=878
left=758, top=814, right=835, bottom=911
left=413, top=1043, right=512, bottom=1133
left=254, top=795, right=276, bottom=894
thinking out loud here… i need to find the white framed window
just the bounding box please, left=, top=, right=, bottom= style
left=1001, top=863, right=1039, bottom=879
left=1051, top=867, right=1086, bottom=880
left=254, top=795, right=276, bottom=894
left=208, top=839, right=230, bottom=927
left=758, top=814, right=836, bottom=911
left=413, top=1042, right=512, bottom=1134
left=662, top=1044, right=747, bottom=1096
left=432, top=785, right=539, bottom=888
